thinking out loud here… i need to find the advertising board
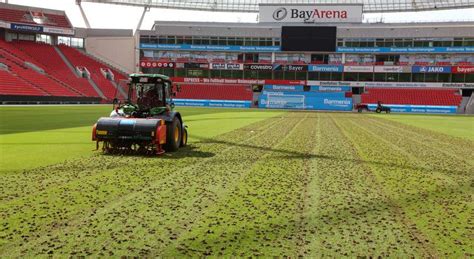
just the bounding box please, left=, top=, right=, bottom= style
left=174, top=99, right=251, bottom=108
left=259, top=91, right=352, bottom=111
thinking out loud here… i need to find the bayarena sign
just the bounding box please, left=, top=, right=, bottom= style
left=259, top=4, right=363, bottom=23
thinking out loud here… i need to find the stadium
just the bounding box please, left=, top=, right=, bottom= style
left=0, top=0, right=473, bottom=257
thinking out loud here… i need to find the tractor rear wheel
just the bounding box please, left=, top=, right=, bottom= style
left=375, top=108, right=382, bottom=113
left=164, top=117, right=182, bottom=152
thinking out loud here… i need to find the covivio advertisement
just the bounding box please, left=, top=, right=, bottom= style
left=259, top=91, right=352, bottom=111
left=259, top=4, right=363, bottom=23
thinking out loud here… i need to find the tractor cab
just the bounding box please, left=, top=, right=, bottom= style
left=116, top=74, right=174, bottom=118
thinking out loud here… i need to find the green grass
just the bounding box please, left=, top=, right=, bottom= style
left=0, top=106, right=283, bottom=172
left=372, top=113, right=474, bottom=140
left=0, top=107, right=472, bottom=257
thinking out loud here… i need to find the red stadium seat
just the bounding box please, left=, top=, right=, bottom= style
left=361, top=88, right=462, bottom=106
left=58, top=44, right=127, bottom=100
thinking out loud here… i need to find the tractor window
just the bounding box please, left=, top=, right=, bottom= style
left=135, top=83, right=164, bottom=109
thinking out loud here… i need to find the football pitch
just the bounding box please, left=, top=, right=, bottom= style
left=0, top=106, right=473, bottom=257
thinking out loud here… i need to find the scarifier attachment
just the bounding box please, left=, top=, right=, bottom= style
left=93, top=117, right=166, bottom=155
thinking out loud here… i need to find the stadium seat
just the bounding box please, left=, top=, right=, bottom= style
left=0, top=70, right=47, bottom=96
left=361, top=88, right=462, bottom=106
left=9, top=41, right=97, bottom=97
left=0, top=7, right=72, bottom=28
left=58, top=44, right=126, bottom=100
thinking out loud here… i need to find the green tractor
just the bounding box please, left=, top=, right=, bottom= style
left=92, top=74, right=188, bottom=155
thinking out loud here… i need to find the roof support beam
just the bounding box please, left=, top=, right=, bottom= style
left=76, top=0, right=91, bottom=28
left=135, top=5, right=149, bottom=35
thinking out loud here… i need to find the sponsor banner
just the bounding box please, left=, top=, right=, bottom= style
left=140, top=43, right=280, bottom=52
left=140, top=44, right=474, bottom=54
left=412, top=66, right=451, bottom=73
left=0, top=20, right=10, bottom=29
left=244, top=64, right=274, bottom=71
left=311, top=86, right=351, bottom=92
left=273, top=64, right=307, bottom=72
left=210, top=63, right=243, bottom=70
left=441, top=83, right=474, bottom=88
left=172, top=77, right=305, bottom=85
left=452, top=66, right=474, bottom=74
left=259, top=91, right=352, bottom=111
left=44, top=27, right=74, bottom=35
left=374, top=66, right=411, bottom=73
left=174, top=99, right=251, bottom=108
left=43, top=27, right=74, bottom=35
left=264, top=85, right=305, bottom=91
left=140, top=61, right=175, bottom=68
left=10, top=23, right=42, bottom=33
left=367, top=104, right=457, bottom=114
left=265, top=79, right=306, bottom=85
left=344, top=66, right=374, bottom=73
left=259, top=4, right=363, bottom=23
left=338, top=47, right=474, bottom=53
left=308, top=65, right=343, bottom=72
left=176, top=63, right=209, bottom=69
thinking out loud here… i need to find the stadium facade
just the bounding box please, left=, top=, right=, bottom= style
left=0, top=2, right=473, bottom=113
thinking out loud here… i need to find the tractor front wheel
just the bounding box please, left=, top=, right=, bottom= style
left=181, top=127, right=188, bottom=147
left=164, top=117, right=182, bottom=152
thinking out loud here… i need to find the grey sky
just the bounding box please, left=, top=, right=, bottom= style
left=6, top=0, right=474, bottom=30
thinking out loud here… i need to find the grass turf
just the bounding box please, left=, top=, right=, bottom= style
left=0, top=106, right=472, bottom=257
left=372, top=113, right=474, bottom=141
left=0, top=105, right=283, bottom=172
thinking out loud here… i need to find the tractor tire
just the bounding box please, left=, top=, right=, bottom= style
left=180, top=127, right=188, bottom=147
left=375, top=108, right=382, bottom=113
left=164, top=117, right=182, bottom=152
left=358, top=108, right=363, bottom=113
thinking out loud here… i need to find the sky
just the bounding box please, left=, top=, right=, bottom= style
left=5, top=0, right=474, bottom=31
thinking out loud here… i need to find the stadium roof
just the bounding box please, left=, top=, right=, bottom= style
left=82, top=0, right=474, bottom=13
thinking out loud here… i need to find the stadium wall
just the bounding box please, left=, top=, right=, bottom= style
left=76, top=28, right=135, bottom=74
left=85, top=37, right=135, bottom=73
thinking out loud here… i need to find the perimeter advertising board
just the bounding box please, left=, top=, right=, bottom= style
left=366, top=104, right=457, bottom=114
left=174, top=99, right=251, bottom=108
left=259, top=91, right=352, bottom=111
left=259, top=4, right=363, bottom=23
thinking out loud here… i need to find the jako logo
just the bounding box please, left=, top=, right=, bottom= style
left=273, top=7, right=288, bottom=20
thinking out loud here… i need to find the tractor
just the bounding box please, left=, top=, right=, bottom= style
left=92, top=74, right=188, bottom=155
left=355, top=102, right=391, bottom=114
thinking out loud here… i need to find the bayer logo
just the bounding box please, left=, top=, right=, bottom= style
left=273, top=7, right=287, bottom=21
